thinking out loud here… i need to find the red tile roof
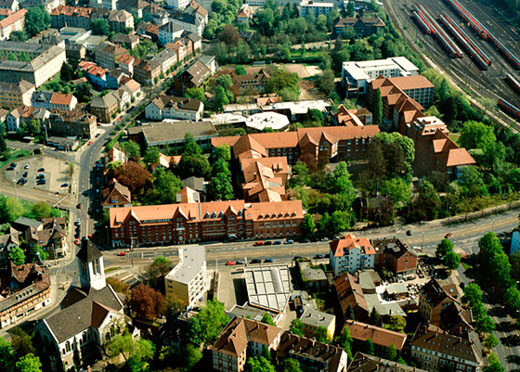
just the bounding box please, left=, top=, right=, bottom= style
left=345, top=320, right=407, bottom=350
left=0, top=8, right=26, bottom=28
left=330, top=233, right=375, bottom=257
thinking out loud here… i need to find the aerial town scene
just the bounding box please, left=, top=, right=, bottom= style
left=0, top=0, right=520, bottom=370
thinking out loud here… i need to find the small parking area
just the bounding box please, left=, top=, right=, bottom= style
left=217, top=267, right=247, bottom=311
left=4, top=155, right=72, bottom=194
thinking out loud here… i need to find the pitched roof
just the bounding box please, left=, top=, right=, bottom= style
left=348, top=352, right=427, bottom=372
left=330, top=233, right=375, bottom=257
left=335, top=273, right=368, bottom=314
left=345, top=320, right=407, bottom=350
left=76, top=239, right=103, bottom=262
left=419, top=279, right=457, bottom=309
left=0, top=8, right=26, bottom=29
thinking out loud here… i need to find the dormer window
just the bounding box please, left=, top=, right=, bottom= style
left=204, top=212, right=209, bottom=219
left=211, top=212, right=217, bottom=218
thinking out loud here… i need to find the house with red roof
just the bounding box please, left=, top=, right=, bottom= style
left=330, top=233, right=375, bottom=275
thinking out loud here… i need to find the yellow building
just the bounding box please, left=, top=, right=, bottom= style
left=0, top=80, right=34, bottom=109
left=300, top=308, right=336, bottom=341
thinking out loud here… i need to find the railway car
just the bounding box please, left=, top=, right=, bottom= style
left=417, top=4, right=463, bottom=58
left=445, top=0, right=488, bottom=39
left=498, top=98, right=520, bottom=120
left=413, top=10, right=432, bottom=35
left=506, top=73, right=520, bottom=93
left=488, top=34, right=520, bottom=70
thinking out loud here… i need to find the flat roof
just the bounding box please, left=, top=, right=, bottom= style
left=342, top=57, right=418, bottom=81
left=139, top=120, right=217, bottom=146
left=364, top=293, right=406, bottom=317
left=245, top=112, right=290, bottom=131
left=165, top=245, right=206, bottom=284
left=244, top=265, right=291, bottom=313
left=300, top=308, right=335, bottom=328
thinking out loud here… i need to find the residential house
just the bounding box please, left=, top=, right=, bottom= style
left=112, top=33, right=139, bottom=50
left=90, top=92, right=119, bottom=122
left=154, top=47, right=178, bottom=74
left=333, top=15, right=385, bottom=38
left=105, top=146, right=128, bottom=166
left=236, top=4, right=253, bottom=23
left=234, top=69, right=270, bottom=94
left=136, top=21, right=158, bottom=41
left=108, top=199, right=304, bottom=247
left=275, top=332, right=348, bottom=372
left=335, top=273, right=369, bottom=321
left=0, top=8, right=26, bottom=40
left=102, top=178, right=132, bottom=208
left=330, top=233, right=376, bottom=275
left=210, top=316, right=282, bottom=372
left=5, top=105, right=34, bottom=132
left=173, top=56, right=213, bottom=93
left=37, top=240, right=127, bottom=371
left=239, top=157, right=288, bottom=202
left=165, top=39, right=188, bottom=62
left=0, top=0, right=18, bottom=11
left=121, top=78, right=141, bottom=100
left=31, top=91, right=77, bottom=111
left=133, top=58, right=161, bottom=85
left=116, top=53, right=135, bottom=76
left=185, top=32, right=202, bottom=52
left=300, top=308, right=336, bottom=341
left=418, top=279, right=461, bottom=325
left=345, top=319, right=407, bottom=352
left=47, top=110, right=97, bottom=139
left=165, top=245, right=207, bottom=308
left=50, top=5, right=93, bottom=29
left=334, top=105, right=373, bottom=126
left=167, top=0, right=190, bottom=9
left=0, top=80, right=34, bottom=110
left=145, top=94, right=203, bottom=121
left=95, top=41, right=127, bottom=69
left=349, top=352, right=428, bottom=372
left=373, top=237, right=418, bottom=277
left=0, top=262, right=50, bottom=329
left=108, top=9, right=134, bottom=33
left=158, top=21, right=184, bottom=46
left=0, top=227, right=19, bottom=263
left=410, top=323, right=483, bottom=372
left=78, top=60, right=108, bottom=89
left=113, top=87, right=131, bottom=111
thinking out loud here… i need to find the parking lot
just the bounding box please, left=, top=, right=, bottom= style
left=4, top=155, right=72, bottom=194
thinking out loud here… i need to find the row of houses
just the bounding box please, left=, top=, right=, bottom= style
left=50, top=5, right=134, bottom=32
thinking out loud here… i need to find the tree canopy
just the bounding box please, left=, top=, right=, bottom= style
left=188, top=299, right=229, bottom=346
left=24, top=6, right=50, bottom=38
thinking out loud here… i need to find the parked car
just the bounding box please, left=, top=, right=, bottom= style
left=324, top=253, right=330, bottom=258
left=76, top=203, right=82, bottom=209
left=264, top=258, right=273, bottom=263
left=88, top=141, right=93, bottom=146
left=38, top=168, right=44, bottom=172
left=300, top=238, right=310, bottom=243
left=17, top=178, right=24, bottom=184
left=61, top=183, right=69, bottom=187
left=264, top=241, right=272, bottom=246
left=117, top=251, right=126, bottom=256
left=226, top=260, right=236, bottom=266
left=273, top=240, right=282, bottom=245
left=314, top=254, right=323, bottom=259
left=406, top=230, right=412, bottom=236
left=36, top=180, right=46, bottom=185
left=6, top=167, right=13, bottom=171
left=253, top=241, right=264, bottom=246
left=36, top=174, right=45, bottom=179
left=10, top=163, right=16, bottom=167
left=75, top=218, right=81, bottom=226
left=294, top=256, right=303, bottom=260
left=320, top=237, right=329, bottom=242
left=284, top=239, right=294, bottom=244
left=22, top=171, right=27, bottom=178
left=444, top=233, right=453, bottom=239
left=74, top=238, right=80, bottom=245
left=250, top=259, right=262, bottom=264
left=236, top=260, right=244, bottom=265
left=24, top=164, right=29, bottom=169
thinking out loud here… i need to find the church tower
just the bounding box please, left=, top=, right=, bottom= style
left=76, top=239, right=106, bottom=291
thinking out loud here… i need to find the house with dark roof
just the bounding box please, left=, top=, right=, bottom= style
left=410, top=323, right=483, bottom=372
left=335, top=273, right=369, bottom=322
left=145, top=93, right=204, bottom=121
left=373, top=237, right=418, bottom=277
left=348, top=352, right=428, bottom=372
left=0, top=262, right=50, bottom=329
left=333, top=15, right=385, bottom=38
left=173, top=55, right=215, bottom=93
left=102, top=178, right=132, bottom=208
left=418, top=279, right=461, bottom=326
left=0, top=226, right=19, bottom=262
left=90, top=91, right=119, bottom=123
left=37, top=240, right=128, bottom=371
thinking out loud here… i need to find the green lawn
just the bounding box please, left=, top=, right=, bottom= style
left=0, top=149, right=32, bottom=168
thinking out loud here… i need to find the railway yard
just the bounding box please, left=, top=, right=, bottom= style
left=387, top=0, right=520, bottom=128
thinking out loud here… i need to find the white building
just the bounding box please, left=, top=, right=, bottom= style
left=167, top=0, right=190, bottom=9
left=158, top=21, right=184, bottom=46
left=299, top=1, right=334, bottom=17
left=145, top=94, right=204, bottom=122
left=37, top=240, right=127, bottom=371
left=330, top=233, right=376, bottom=276
left=341, top=56, right=419, bottom=96
left=165, top=245, right=208, bottom=309
left=245, top=112, right=290, bottom=132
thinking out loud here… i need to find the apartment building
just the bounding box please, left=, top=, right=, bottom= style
left=235, top=69, right=270, bottom=94
left=418, top=279, right=460, bottom=325
left=32, top=91, right=77, bottom=111
left=103, top=178, right=132, bottom=208
left=211, top=316, right=282, bottom=372
left=369, top=75, right=435, bottom=110
left=145, top=94, right=204, bottom=121
left=300, top=308, right=336, bottom=341
left=373, top=237, right=418, bottom=277
left=341, top=57, right=419, bottom=96
left=330, top=233, right=376, bottom=276
left=107, top=9, right=134, bottom=32
left=211, top=125, right=380, bottom=166
left=90, top=92, right=118, bottom=122
left=349, top=352, right=428, bottom=372
left=47, top=110, right=97, bottom=138
left=299, top=1, right=333, bottom=17
left=410, top=324, right=483, bottom=372
left=108, top=199, right=304, bottom=247
left=239, top=157, right=289, bottom=202
left=345, top=319, right=407, bottom=352
left=333, top=15, right=385, bottom=37
left=165, top=245, right=207, bottom=308
left=0, top=80, right=34, bottom=110
left=95, top=41, right=127, bottom=69
left=0, top=262, right=51, bottom=329
left=335, top=273, right=369, bottom=321
left=0, top=8, right=26, bottom=40
left=133, top=58, right=161, bottom=85
left=50, top=5, right=93, bottom=28
left=158, top=21, right=184, bottom=46
left=168, top=2, right=207, bottom=36
left=0, top=44, right=66, bottom=87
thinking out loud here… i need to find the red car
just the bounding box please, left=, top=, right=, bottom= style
left=444, top=233, right=453, bottom=239
left=226, top=260, right=236, bottom=266
left=88, top=141, right=93, bottom=146
left=117, top=251, right=126, bottom=256
left=74, top=238, right=80, bottom=245
left=253, top=241, right=264, bottom=246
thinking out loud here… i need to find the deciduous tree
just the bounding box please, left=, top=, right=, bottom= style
left=188, top=299, right=229, bottom=345
left=289, top=318, right=304, bottom=336
left=107, top=333, right=155, bottom=363
left=15, top=353, right=41, bottom=372
left=130, top=284, right=165, bottom=319
left=114, top=161, right=152, bottom=192
left=24, top=6, right=50, bottom=37
left=9, top=247, right=25, bottom=266
left=120, top=140, right=141, bottom=160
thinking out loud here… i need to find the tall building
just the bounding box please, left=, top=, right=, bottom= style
left=165, top=245, right=208, bottom=309
left=329, top=233, right=375, bottom=275
left=0, top=80, right=34, bottom=109
left=299, top=1, right=333, bottom=17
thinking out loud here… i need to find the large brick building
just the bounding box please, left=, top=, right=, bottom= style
left=373, top=237, right=418, bottom=277
left=108, top=199, right=304, bottom=247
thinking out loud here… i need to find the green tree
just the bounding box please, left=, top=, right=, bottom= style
left=373, top=132, right=415, bottom=164
left=0, top=132, right=6, bottom=152
left=92, top=18, right=111, bottom=36
left=261, top=313, right=275, bottom=326
left=335, top=327, right=353, bottom=360
left=462, top=283, right=482, bottom=306
left=184, top=133, right=203, bottom=155
left=152, top=168, right=183, bottom=204
left=4, top=197, right=25, bottom=222
left=386, top=344, right=398, bottom=361
left=9, top=31, right=27, bottom=41
left=185, top=87, right=205, bottom=101
left=212, top=145, right=231, bottom=163
left=458, top=166, right=485, bottom=197
left=235, top=65, right=247, bottom=75
left=60, top=62, right=75, bottom=82
left=31, top=202, right=52, bottom=219
left=24, top=6, right=50, bottom=37
left=15, top=353, right=41, bottom=372
left=107, top=333, right=155, bottom=363
left=208, top=172, right=234, bottom=200
left=410, top=180, right=442, bottom=221
left=372, top=88, right=383, bottom=125
left=10, top=327, right=35, bottom=359
left=314, top=326, right=329, bottom=343
left=443, top=250, right=461, bottom=270
left=459, top=121, right=496, bottom=150
left=290, top=318, right=304, bottom=336
left=281, top=358, right=302, bottom=372
left=180, top=344, right=203, bottom=372
left=0, top=338, right=14, bottom=371
left=364, top=338, right=375, bottom=355
left=188, top=299, right=229, bottom=345
left=484, top=353, right=504, bottom=372
left=246, top=356, right=276, bottom=372
left=301, top=214, right=316, bottom=234
left=120, top=140, right=141, bottom=160
left=316, top=69, right=335, bottom=96
left=216, top=74, right=234, bottom=90
left=476, top=315, right=495, bottom=334
left=177, top=154, right=212, bottom=179
left=76, top=82, right=93, bottom=103
left=213, top=85, right=231, bottom=111
left=484, top=334, right=498, bottom=349
left=369, top=308, right=382, bottom=326
left=144, top=147, right=160, bottom=164
left=381, top=178, right=411, bottom=205
left=345, top=304, right=355, bottom=320
left=386, top=315, right=406, bottom=333
left=266, top=68, right=300, bottom=95
left=436, top=238, right=454, bottom=259
left=9, top=246, right=25, bottom=265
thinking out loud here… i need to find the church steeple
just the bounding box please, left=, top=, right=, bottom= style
left=76, top=239, right=106, bottom=291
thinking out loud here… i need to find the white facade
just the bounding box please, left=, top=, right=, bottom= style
left=165, top=245, right=208, bottom=308
left=158, top=21, right=184, bottom=46
left=299, top=1, right=334, bottom=17
left=145, top=99, right=203, bottom=122
left=6, top=113, right=20, bottom=132
left=169, top=16, right=205, bottom=36
left=167, top=0, right=190, bottom=9
left=330, top=246, right=375, bottom=276
left=79, top=252, right=106, bottom=291
left=341, top=56, right=420, bottom=96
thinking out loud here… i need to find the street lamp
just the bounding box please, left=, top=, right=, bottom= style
left=12, top=179, right=18, bottom=200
